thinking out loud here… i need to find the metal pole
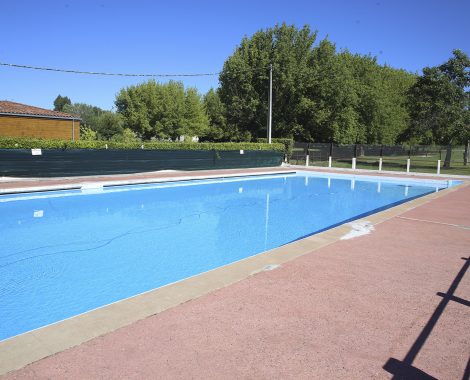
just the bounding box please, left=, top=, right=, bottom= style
left=268, top=64, right=273, bottom=144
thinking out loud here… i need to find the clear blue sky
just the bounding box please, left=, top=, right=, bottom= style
left=1, top=0, right=469, bottom=110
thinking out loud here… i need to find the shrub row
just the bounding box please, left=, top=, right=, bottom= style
left=0, top=137, right=284, bottom=152
left=257, top=138, right=294, bottom=157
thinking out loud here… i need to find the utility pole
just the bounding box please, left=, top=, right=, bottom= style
left=268, top=63, right=273, bottom=144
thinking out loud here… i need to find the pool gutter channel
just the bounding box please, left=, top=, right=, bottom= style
left=0, top=173, right=468, bottom=376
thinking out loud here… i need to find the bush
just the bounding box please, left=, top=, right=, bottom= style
left=80, top=126, right=98, bottom=141
left=110, top=128, right=140, bottom=143
left=257, top=138, right=294, bottom=158
left=0, top=137, right=284, bottom=152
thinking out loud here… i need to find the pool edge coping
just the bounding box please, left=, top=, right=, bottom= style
left=0, top=169, right=295, bottom=195
left=0, top=173, right=468, bottom=376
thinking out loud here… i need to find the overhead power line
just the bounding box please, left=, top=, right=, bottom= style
left=1, top=60, right=275, bottom=144
left=0, top=61, right=218, bottom=77
left=0, top=61, right=270, bottom=77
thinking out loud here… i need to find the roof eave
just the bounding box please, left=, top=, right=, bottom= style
left=0, top=112, right=81, bottom=121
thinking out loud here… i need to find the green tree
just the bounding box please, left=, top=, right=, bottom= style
left=218, top=23, right=415, bottom=144
left=96, top=111, right=124, bottom=140
left=63, top=103, right=103, bottom=131
left=406, top=49, right=470, bottom=166
left=340, top=52, right=416, bottom=144
left=116, top=80, right=208, bottom=140
left=53, top=95, right=71, bottom=112
left=298, top=39, right=359, bottom=143
left=182, top=88, right=209, bottom=139
left=154, top=81, right=186, bottom=140
left=202, top=88, right=227, bottom=141
left=219, top=23, right=317, bottom=141
left=63, top=103, right=124, bottom=140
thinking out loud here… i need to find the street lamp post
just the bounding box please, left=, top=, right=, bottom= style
left=268, top=63, right=273, bottom=144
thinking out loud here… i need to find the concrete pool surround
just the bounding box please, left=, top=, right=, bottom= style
left=0, top=168, right=467, bottom=376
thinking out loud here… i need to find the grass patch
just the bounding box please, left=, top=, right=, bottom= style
left=290, top=150, right=470, bottom=176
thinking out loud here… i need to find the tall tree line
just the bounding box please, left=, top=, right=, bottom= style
left=56, top=23, right=469, bottom=147
left=218, top=23, right=417, bottom=144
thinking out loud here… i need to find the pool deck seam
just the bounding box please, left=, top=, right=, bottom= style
left=0, top=169, right=468, bottom=376
left=396, top=216, right=470, bottom=230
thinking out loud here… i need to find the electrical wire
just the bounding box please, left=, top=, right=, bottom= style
left=0, top=62, right=218, bottom=77
left=0, top=62, right=271, bottom=77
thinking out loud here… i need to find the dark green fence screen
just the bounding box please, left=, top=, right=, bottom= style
left=0, top=149, right=283, bottom=177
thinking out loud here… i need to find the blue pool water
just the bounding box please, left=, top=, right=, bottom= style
left=0, top=172, right=450, bottom=340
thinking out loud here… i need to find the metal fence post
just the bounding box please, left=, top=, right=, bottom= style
left=352, top=144, right=357, bottom=170
left=305, top=143, right=309, bottom=167
left=437, top=160, right=441, bottom=175
left=328, top=156, right=332, bottom=168
left=406, top=158, right=410, bottom=173
left=464, top=140, right=469, bottom=166
left=379, top=157, right=383, bottom=172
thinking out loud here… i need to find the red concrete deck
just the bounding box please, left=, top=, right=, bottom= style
left=1, top=169, right=469, bottom=379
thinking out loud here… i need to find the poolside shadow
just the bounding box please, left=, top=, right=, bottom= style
left=383, top=256, right=469, bottom=379
left=383, top=358, right=437, bottom=379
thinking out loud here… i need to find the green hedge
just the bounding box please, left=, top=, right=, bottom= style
left=0, top=137, right=284, bottom=152
left=257, top=138, right=294, bottom=157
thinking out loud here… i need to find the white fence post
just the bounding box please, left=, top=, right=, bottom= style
left=352, top=157, right=356, bottom=170
left=379, top=157, right=383, bottom=172
left=328, top=156, right=332, bottom=168
left=305, top=154, right=309, bottom=167
left=406, top=158, right=410, bottom=173
left=437, top=160, right=441, bottom=175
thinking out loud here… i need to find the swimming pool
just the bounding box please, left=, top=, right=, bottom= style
left=0, top=171, right=454, bottom=341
